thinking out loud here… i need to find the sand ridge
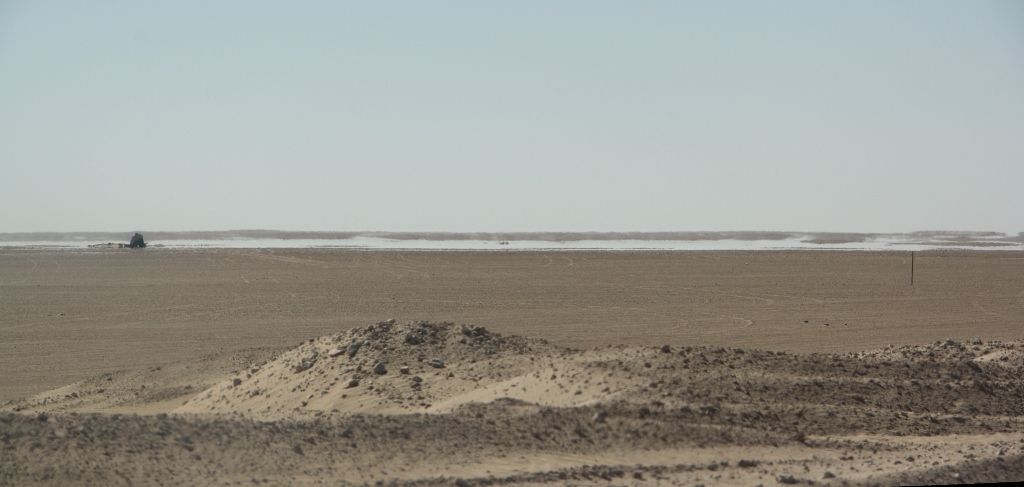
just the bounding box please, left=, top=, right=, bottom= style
left=3, top=321, right=1023, bottom=485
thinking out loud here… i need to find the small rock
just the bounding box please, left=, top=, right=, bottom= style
left=447, top=371, right=455, bottom=378
left=823, top=471, right=836, bottom=479
left=778, top=475, right=798, bottom=484
left=661, top=345, right=672, bottom=353
left=347, top=342, right=362, bottom=358
left=328, top=348, right=344, bottom=358
left=405, top=333, right=422, bottom=345
left=385, top=318, right=395, bottom=325
left=427, top=358, right=445, bottom=368
left=411, top=376, right=423, bottom=383
left=232, top=378, right=242, bottom=387
left=250, top=365, right=260, bottom=373
left=591, top=412, right=606, bottom=423
left=346, top=379, right=360, bottom=388
left=36, top=412, right=48, bottom=422
left=373, top=363, right=387, bottom=375
left=738, top=459, right=759, bottom=468
left=633, top=471, right=644, bottom=480
left=400, top=366, right=410, bottom=374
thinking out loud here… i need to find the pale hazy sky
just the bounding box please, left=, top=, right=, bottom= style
left=1, top=1, right=1022, bottom=234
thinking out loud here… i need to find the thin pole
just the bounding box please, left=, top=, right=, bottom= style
left=911, top=251, right=914, bottom=285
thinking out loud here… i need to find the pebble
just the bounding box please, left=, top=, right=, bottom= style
left=661, top=345, right=672, bottom=353
left=412, top=376, right=423, bottom=383
left=346, top=379, right=360, bottom=388
left=427, top=358, right=445, bottom=368
left=328, top=348, right=344, bottom=358
left=373, top=363, right=387, bottom=375
left=232, top=378, right=242, bottom=387
left=400, top=366, right=410, bottom=374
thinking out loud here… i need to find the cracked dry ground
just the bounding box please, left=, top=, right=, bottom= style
left=3, top=321, right=1024, bottom=486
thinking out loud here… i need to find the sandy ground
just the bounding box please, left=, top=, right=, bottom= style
left=1, top=248, right=1023, bottom=485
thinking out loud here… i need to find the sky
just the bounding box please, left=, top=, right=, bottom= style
left=1, top=1, right=1022, bottom=234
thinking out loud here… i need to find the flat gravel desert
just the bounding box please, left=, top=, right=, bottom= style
left=1, top=248, right=1023, bottom=486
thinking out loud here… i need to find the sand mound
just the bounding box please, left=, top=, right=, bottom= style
left=176, top=320, right=566, bottom=418
left=3, top=322, right=1024, bottom=486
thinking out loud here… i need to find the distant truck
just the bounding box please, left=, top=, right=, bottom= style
left=127, top=233, right=146, bottom=249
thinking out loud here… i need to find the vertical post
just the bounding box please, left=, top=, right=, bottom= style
left=911, top=251, right=914, bottom=285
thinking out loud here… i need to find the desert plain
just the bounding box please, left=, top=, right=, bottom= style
left=1, top=248, right=1023, bottom=486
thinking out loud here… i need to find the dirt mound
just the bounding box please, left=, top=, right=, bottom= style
left=2, top=321, right=1023, bottom=486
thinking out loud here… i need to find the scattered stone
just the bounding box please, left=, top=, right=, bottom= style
left=384, top=319, right=395, bottom=325
left=232, top=378, right=242, bottom=387
left=405, top=333, right=422, bottom=345
left=460, top=324, right=489, bottom=337
left=777, top=475, right=799, bottom=484
left=36, top=412, right=48, bottom=422
left=328, top=348, right=344, bottom=358
left=427, top=358, right=445, bottom=368
left=823, top=471, right=836, bottom=479
left=661, top=344, right=672, bottom=353
left=591, top=412, right=606, bottom=423
left=293, top=357, right=315, bottom=373
left=373, top=362, right=387, bottom=375
left=346, top=379, right=360, bottom=388
left=633, top=471, right=644, bottom=480
left=411, top=376, right=423, bottom=383
left=400, top=366, right=410, bottom=374
left=738, top=459, right=759, bottom=468
left=250, top=365, right=260, bottom=374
